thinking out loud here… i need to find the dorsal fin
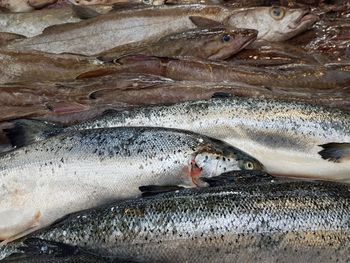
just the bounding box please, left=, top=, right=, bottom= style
left=42, top=22, right=77, bottom=35
left=189, top=16, right=223, bottom=28
left=71, top=4, right=101, bottom=20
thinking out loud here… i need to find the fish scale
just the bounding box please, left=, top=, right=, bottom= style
left=61, top=97, right=350, bottom=180
left=2, top=180, right=350, bottom=262
left=0, top=126, right=261, bottom=242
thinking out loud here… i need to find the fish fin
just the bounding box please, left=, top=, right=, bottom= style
left=71, top=4, right=101, bottom=20
left=0, top=210, right=41, bottom=244
left=42, top=23, right=76, bottom=35
left=76, top=68, right=117, bottom=79
left=3, top=119, right=63, bottom=149
left=189, top=16, right=223, bottom=28
left=211, top=92, right=233, bottom=98
left=201, top=171, right=274, bottom=187
left=139, top=185, right=184, bottom=197
left=4, top=238, right=133, bottom=263
left=318, top=143, right=350, bottom=163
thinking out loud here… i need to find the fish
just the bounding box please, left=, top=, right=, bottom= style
left=0, top=0, right=35, bottom=12
left=4, top=5, right=314, bottom=55
left=0, top=126, right=262, bottom=241
left=93, top=55, right=350, bottom=89
left=0, top=5, right=112, bottom=37
left=0, top=49, right=119, bottom=84
left=69, top=0, right=165, bottom=5
left=4, top=4, right=234, bottom=55
left=1, top=72, right=350, bottom=130
left=98, top=27, right=258, bottom=61
left=1, top=70, right=350, bottom=131
left=11, top=96, right=350, bottom=181
left=1, top=239, right=114, bottom=263
left=1, top=178, right=350, bottom=262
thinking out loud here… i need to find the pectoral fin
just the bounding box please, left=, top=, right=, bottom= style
left=71, top=4, right=101, bottom=20
left=189, top=16, right=223, bottom=28
left=318, top=143, right=350, bottom=163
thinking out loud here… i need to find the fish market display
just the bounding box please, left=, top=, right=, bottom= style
left=0, top=126, right=262, bottom=241
left=98, top=27, right=258, bottom=61
left=14, top=96, right=350, bottom=180
left=0, top=0, right=349, bottom=262
left=0, top=5, right=113, bottom=38
left=95, top=55, right=350, bottom=89
left=4, top=5, right=316, bottom=55
left=0, top=49, right=118, bottom=83
left=1, top=178, right=350, bottom=262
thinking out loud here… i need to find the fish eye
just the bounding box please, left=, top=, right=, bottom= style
left=222, top=34, right=232, bottom=42
left=269, top=7, right=285, bottom=20
left=243, top=161, right=255, bottom=170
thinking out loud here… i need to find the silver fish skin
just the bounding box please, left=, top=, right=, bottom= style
left=65, top=97, right=350, bottom=181
left=4, top=5, right=233, bottom=55
left=0, top=126, right=262, bottom=241
left=2, top=179, right=350, bottom=262
left=4, top=5, right=315, bottom=55
left=0, top=5, right=112, bottom=38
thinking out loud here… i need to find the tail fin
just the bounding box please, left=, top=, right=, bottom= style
left=2, top=238, right=136, bottom=262
left=3, top=119, right=63, bottom=149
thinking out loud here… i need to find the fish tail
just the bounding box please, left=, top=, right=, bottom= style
left=3, top=119, right=63, bottom=149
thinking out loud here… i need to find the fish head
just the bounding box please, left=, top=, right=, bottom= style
left=163, top=27, right=257, bottom=60
left=226, top=6, right=318, bottom=41
left=193, top=141, right=264, bottom=179
left=203, top=27, right=258, bottom=60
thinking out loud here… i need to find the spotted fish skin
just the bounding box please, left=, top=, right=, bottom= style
left=68, top=97, right=350, bottom=181
left=2, top=179, right=350, bottom=262
left=0, top=126, right=259, bottom=241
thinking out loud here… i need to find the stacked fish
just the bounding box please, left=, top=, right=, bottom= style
left=0, top=0, right=350, bottom=262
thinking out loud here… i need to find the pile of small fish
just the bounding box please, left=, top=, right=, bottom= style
left=0, top=0, right=350, bottom=262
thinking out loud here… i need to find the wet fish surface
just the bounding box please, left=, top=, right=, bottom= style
left=1, top=178, right=350, bottom=262
left=0, top=49, right=118, bottom=84
left=23, top=96, right=350, bottom=181
left=4, top=5, right=315, bottom=55
left=98, top=27, right=257, bottom=61
left=0, top=126, right=262, bottom=241
left=99, top=55, right=350, bottom=89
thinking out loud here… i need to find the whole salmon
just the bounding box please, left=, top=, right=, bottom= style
left=1, top=178, right=350, bottom=262
left=11, top=97, right=350, bottom=181
left=0, top=126, right=262, bottom=241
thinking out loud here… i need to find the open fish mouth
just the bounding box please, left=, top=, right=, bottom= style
left=238, top=33, right=257, bottom=51
left=289, top=9, right=318, bottom=30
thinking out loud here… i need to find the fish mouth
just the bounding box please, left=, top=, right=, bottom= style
left=239, top=31, right=258, bottom=51
left=208, top=30, right=257, bottom=60
left=290, top=9, right=318, bottom=30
